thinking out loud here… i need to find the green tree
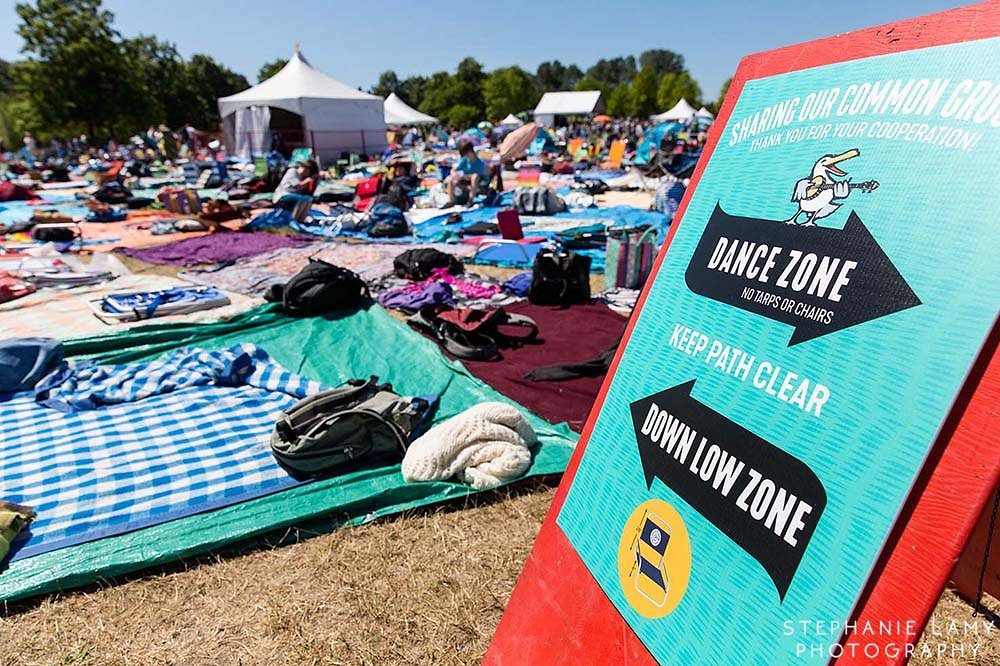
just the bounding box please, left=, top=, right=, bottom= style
left=574, top=75, right=610, bottom=98
left=585, top=56, right=636, bottom=86
left=535, top=60, right=582, bottom=91
left=184, top=54, right=248, bottom=129
left=606, top=83, right=631, bottom=117
left=398, top=75, right=427, bottom=109
left=121, top=35, right=194, bottom=130
left=257, top=58, right=287, bottom=83
left=0, top=59, right=13, bottom=96
left=442, top=103, right=480, bottom=129
left=15, top=0, right=126, bottom=138
left=656, top=71, right=702, bottom=113
left=370, top=70, right=400, bottom=97
left=715, top=76, right=733, bottom=112
left=419, top=59, right=486, bottom=127
left=638, top=49, right=685, bottom=78
left=454, top=57, right=485, bottom=88
left=419, top=71, right=455, bottom=120
left=628, top=66, right=659, bottom=118
left=483, top=66, right=536, bottom=119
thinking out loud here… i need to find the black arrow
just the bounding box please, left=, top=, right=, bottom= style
left=630, top=380, right=826, bottom=599
left=685, top=204, right=920, bottom=345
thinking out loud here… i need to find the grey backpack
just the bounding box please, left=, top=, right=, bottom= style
left=512, top=186, right=567, bottom=215
left=269, top=376, right=429, bottom=478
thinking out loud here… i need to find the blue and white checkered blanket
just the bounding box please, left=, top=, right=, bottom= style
left=0, top=344, right=322, bottom=561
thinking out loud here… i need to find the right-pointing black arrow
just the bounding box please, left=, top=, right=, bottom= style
left=685, top=204, right=921, bottom=345
left=630, top=380, right=827, bottom=600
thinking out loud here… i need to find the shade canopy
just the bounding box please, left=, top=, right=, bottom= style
left=533, top=91, right=604, bottom=126
left=696, top=106, right=715, bottom=119
left=218, top=47, right=387, bottom=160
left=651, top=98, right=697, bottom=122
left=384, top=92, right=437, bottom=125
left=499, top=113, right=524, bottom=127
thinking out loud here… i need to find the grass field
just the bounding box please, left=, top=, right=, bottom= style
left=1, top=482, right=996, bottom=665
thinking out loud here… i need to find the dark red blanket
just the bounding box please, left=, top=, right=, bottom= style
left=461, top=302, right=626, bottom=432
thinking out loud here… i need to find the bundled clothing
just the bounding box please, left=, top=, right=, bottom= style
left=402, top=402, right=535, bottom=489
left=35, top=344, right=269, bottom=412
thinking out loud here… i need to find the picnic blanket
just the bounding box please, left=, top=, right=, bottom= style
left=459, top=302, right=627, bottom=432
left=0, top=194, right=86, bottom=231
left=0, top=305, right=576, bottom=602
left=116, top=231, right=313, bottom=266
left=0, top=274, right=262, bottom=338
left=2, top=344, right=321, bottom=560
left=417, top=205, right=670, bottom=270
left=180, top=241, right=477, bottom=296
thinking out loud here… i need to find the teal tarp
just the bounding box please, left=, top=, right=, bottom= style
left=0, top=305, right=576, bottom=602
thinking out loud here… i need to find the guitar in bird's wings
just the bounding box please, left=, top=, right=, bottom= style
left=798, top=177, right=879, bottom=201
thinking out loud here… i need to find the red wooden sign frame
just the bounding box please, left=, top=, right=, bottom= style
left=485, top=4, right=1000, bottom=664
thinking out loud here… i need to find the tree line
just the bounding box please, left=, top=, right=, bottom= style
left=371, top=54, right=732, bottom=128
left=0, top=0, right=734, bottom=151
left=0, top=0, right=249, bottom=149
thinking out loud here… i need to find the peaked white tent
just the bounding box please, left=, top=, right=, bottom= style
left=384, top=92, right=437, bottom=125
left=696, top=106, right=715, bottom=119
left=499, top=113, right=524, bottom=127
left=533, top=91, right=604, bottom=127
left=218, top=47, right=387, bottom=161
left=651, top=98, right=697, bottom=122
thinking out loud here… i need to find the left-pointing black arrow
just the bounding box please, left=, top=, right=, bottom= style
left=630, top=380, right=826, bottom=599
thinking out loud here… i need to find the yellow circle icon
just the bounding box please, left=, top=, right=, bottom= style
left=617, top=499, right=691, bottom=618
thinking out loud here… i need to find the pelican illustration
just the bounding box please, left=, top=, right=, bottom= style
left=788, top=149, right=879, bottom=226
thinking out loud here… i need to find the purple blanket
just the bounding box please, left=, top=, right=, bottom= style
left=117, top=232, right=313, bottom=266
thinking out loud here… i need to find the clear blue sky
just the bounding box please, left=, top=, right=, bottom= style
left=0, top=0, right=968, bottom=100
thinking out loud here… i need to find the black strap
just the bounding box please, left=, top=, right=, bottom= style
left=973, top=484, right=1000, bottom=617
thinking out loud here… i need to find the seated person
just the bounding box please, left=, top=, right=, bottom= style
left=447, top=141, right=489, bottom=206
left=272, top=159, right=319, bottom=210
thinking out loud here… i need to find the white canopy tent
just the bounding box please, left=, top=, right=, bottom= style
left=651, top=98, right=697, bottom=122
left=384, top=92, right=437, bottom=125
left=499, top=113, right=525, bottom=127
left=218, top=47, right=387, bottom=161
left=696, top=106, right=715, bottom=119
left=533, top=91, right=604, bottom=127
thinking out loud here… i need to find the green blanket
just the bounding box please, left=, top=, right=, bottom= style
left=0, top=305, right=576, bottom=602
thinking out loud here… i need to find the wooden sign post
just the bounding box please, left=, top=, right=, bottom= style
left=486, top=4, right=1000, bottom=664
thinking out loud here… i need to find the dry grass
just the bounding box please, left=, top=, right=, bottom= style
left=1, top=484, right=995, bottom=666
left=0, top=483, right=556, bottom=666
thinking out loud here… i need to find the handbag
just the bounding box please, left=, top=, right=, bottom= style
left=528, top=249, right=591, bottom=305
left=604, top=225, right=658, bottom=290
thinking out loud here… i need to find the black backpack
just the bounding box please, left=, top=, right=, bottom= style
left=30, top=225, right=80, bottom=243
left=366, top=203, right=409, bottom=238
left=269, top=376, right=429, bottom=478
left=265, top=258, right=368, bottom=317
left=94, top=181, right=131, bottom=204
left=393, top=248, right=465, bottom=281
left=529, top=249, right=591, bottom=305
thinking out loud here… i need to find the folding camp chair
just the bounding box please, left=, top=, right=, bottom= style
left=253, top=156, right=268, bottom=178
left=471, top=209, right=531, bottom=262
left=567, top=138, right=584, bottom=159
left=471, top=239, right=535, bottom=264
left=517, top=166, right=541, bottom=187
left=600, top=140, right=627, bottom=169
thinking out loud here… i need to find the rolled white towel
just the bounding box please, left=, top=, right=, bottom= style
left=401, top=402, right=536, bottom=489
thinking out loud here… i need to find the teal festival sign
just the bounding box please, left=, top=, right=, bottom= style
left=557, top=37, right=1000, bottom=664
